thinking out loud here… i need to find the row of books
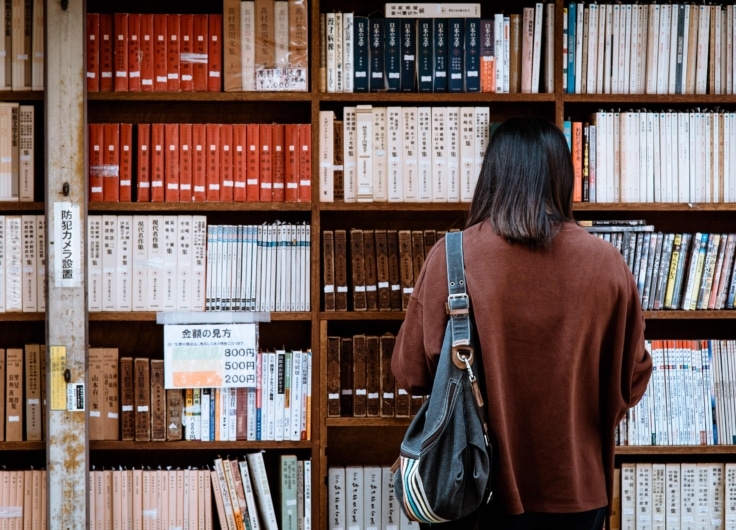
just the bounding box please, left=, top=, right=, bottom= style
left=0, top=215, right=45, bottom=314
left=206, top=222, right=311, bottom=313
left=326, top=332, right=424, bottom=419
left=322, top=228, right=449, bottom=312
left=328, top=465, right=418, bottom=530
left=89, top=122, right=312, bottom=204
left=0, top=103, right=34, bottom=202
left=586, top=227, right=736, bottom=311
left=222, top=0, right=309, bottom=92
left=0, top=345, right=45, bottom=442
left=0, top=0, right=43, bottom=91
left=321, top=4, right=554, bottom=94
left=574, top=110, right=736, bottom=204
left=564, top=3, right=736, bottom=95
left=86, top=13, right=222, bottom=93
left=319, top=105, right=490, bottom=203
left=614, top=462, right=736, bottom=530
left=0, top=469, right=46, bottom=530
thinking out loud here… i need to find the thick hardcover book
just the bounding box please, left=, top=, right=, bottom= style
left=0, top=349, right=4, bottom=440
left=399, top=19, right=416, bottom=92
left=259, top=123, right=274, bottom=201
left=232, top=123, right=247, bottom=202
left=284, top=123, right=299, bottom=202
left=191, top=14, right=209, bottom=91
left=207, top=14, right=223, bottom=91
left=150, top=358, right=166, bottom=441
left=178, top=123, right=193, bottom=202
left=219, top=124, right=234, bottom=202
left=464, top=18, right=481, bottom=91
left=398, top=229, right=414, bottom=310
left=113, top=13, right=129, bottom=92
left=433, top=18, right=448, bottom=92
left=118, top=123, right=132, bottom=202
left=4, top=348, right=22, bottom=440
left=349, top=228, right=367, bottom=311
left=86, top=13, right=100, bottom=92
left=163, top=123, right=180, bottom=202
left=411, top=230, right=426, bottom=286
left=98, top=13, right=113, bottom=92
left=374, top=229, right=391, bottom=311
left=152, top=14, right=168, bottom=92
left=353, top=16, right=370, bottom=92
left=369, top=17, right=385, bottom=91
left=103, top=347, right=119, bottom=441
left=23, top=344, right=41, bottom=441
left=327, top=336, right=341, bottom=416
left=88, top=347, right=104, bottom=440
left=339, top=337, right=353, bottom=416
left=363, top=229, right=378, bottom=311
left=136, top=123, right=150, bottom=201
left=479, top=18, right=494, bottom=92
left=380, top=333, right=397, bottom=416
left=416, top=19, right=433, bottom=92
left=246, top=452, right=279, bottom=530
left=191, top=123, right=207, bottom=201
left=334, top=229, right=348, bottom=311
left=222, top=0, right=242, bottom=91
left=150, top=123, right=165, bottom=202
left=387, top=229, right=402, bottom=310
left=205, top=123, right=221, bottom=201
left=166, top=14, right=180, bottom=92
left=119, top=356, right=135, bottom=441
left=384, top=18, right=400, bottom=91
left=178, top=14, right=193, bottom=92
left=88, top=123, right=104, bottom=202
left=139, top=14, right=154, bottom=91
left=297, top=123, right=312, bottom=202
left=365, top=335, right=380, bottom=417
left=323, top=230, right=336, bottom=311
left=102, top=123, right=120, bottom=201
left=133, top=358, right=151, bottom=442
left=448, top=18, right=464, bottom=92
left=271, top=124, right=285, bottom=202
left=352, top=334, right=367, bottom=417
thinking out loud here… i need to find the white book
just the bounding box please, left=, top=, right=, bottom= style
left=696, top=463, right=712, bottom=528
left=430, top=106, right=447, bottom=202
left=667, top=4, right=679, bottom=95
left=116, top=215, right=132, bottom=311
left=680, top=5, right=691, bottom=95
left=328, top=467, right=346, bottom=530
left=274, top=350, right=286, bottom=441
left=400, top=106, right=418, bottom=202
left=725, top=464, right=736, bottom=529
left=645, top=4, right=659, bottom=94
left=199, top=389, right=211, bottom=441
left=246, top=452, right=279, bottom=530
left=473, top=107, right=490, bottom=198
left=493, top=14, right=504, bottom=93
left=101, top=214, right=117, bottom=312
left=636, top=462, right=653, bottom=529
left=290, top=350, right=303, bottom=441
left=319, top=110, right=335, bottom=201
left=386, top=106, right=403, bottom=202
left=274, top=1, right=289, bottom=68
left=695, top=5, right=710, bottom=94
left=416, top=107, right=432, bottom=202
left=631, top=5, right=645, bottom=94
left=595, top=4, right=606, bottom=94
left=677, top=112, right=689, bottom=202
left=380, top=466, right=398, bottom=530
left=0, top=216, right=5, bottom=312
left=35, top=214, right=44, bottom=311
left=445, top=107, right=460, bottom=202
left=274, top=224, right=285, bottom=311
left=20, top=214, right=35, bottom=312
left=711, top=463, right=725, bottom=530
left=191, top=215, right=207, bottom=311
left=241, top=1, right=255, bottom=91
left=238, top=458, right=261, bottom=530
left=343, top=13, right=354, bottom=93
left=227, top=387, right=237, bottom=441
left=356, top=105, right=373, bottom=202
left=666, top=463, right=681, bottom=529
left=240, top=224, right=255, bottom=311
left=651, top=463, right=666, bottom=529
left=727, top=6, right=734, bottom=96
left=372, top=106, right=388, bottom=202
left=681, top=462, right=698, bottom=528
left=531, top=2, right=543, bottom=94
left=459, top=107, right=475, bottom=202
left=502, top=16, right=510, bottom=93
left=325, top=12, right=337, bottom=92
left=0, top=6, right=6, bottom=90
left=384, top=3, right=480, bottom=18
left=265, top=351, right=277, bottom=440
left=343, top=106, right=357, bottom=202
left=585, top=3, right=598, bottom=94
left=162, top=216, right=178, bottom=310
left=0, top=103, right=14, bottom=198
left=715, top=6, right=723, bottom=95
left=11, top=0, right=29, bottom=90
left=147, top=215, right=164, bottom=311
left=301, top=350, right=312, bottom=439
left=574, top=2, right=584, bottom=94
left=303, top=460, right=312, bottom=530
left=18, top=104, right=32, bottom=201
left=346, top=466, right=364, bottom=530
left=611, top=5, right=621, bottom=94
left=87, top=215, right=102, bottom=312
left=363, top=466, right=382, bottom=530
left=205, top=224, right=216, bottom=310
left=621, top=4, right=632, bottom=94
left=643, top=112, right=654, bottom=202
left=131, top=216, right=148, bottom=311
left=621, top=462, right=636, bottom=529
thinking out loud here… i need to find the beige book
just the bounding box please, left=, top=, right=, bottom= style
left=0, top=349, right=4, bottom=440
left=103, top=347, right=119, bottom=440
left=87, top=348, right=105, bottom=440
left=222, top=457, right=245, bottom=530
left=222, top=0, right=242, bottom=91
left=211, top=469, right=228, bottom=529
left=1, top=471, right=10, bottom=529
left=11, top=0, right=29, bottom=90
left=30, top=0, right=41, bottom=90
left=131, top=469, right=142, bottom=530
left=175, top=469, right=185, bottom=530
left=4, top=347, right=22, bottom=440
left=112, top=469, right=122, bottom=530
left=23, top=343, right=41, bottom=440
left=202, top=469, right=213, bottom=529
left=121, top=469, right=132, bottom=530
left=23, top=469, right=32, bottom=530
left=103, top=469, right=113, bottom=530
left=31, top=469, right=42, bottom=530
left=254, top=0, right=275, bottom=68
left=93, top=470, right=104, bottom=530
left=187, top=468, right=199, bottom=528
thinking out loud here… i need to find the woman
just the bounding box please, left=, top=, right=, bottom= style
left=391, top=116, right=652, bottom=530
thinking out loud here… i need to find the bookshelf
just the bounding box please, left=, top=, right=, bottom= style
left=1, top=0, right=735, bottom=528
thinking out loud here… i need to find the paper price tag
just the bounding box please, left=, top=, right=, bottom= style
left=163, top=323, right=258, bottom=389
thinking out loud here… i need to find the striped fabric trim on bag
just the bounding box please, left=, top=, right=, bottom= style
left=399, top=456, right=449, bottom=524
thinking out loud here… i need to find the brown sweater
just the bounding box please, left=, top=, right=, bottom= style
left=391, top=221, right=652, bottom=515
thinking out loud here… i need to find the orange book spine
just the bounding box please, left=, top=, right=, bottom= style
left=271, top=124, right=285, bottom=202
left=192, top=123, right=207, bottom=201
left=179, top=14, right=194, bottom=92
left=153, top=14, right=168, bottom=92
left=232, top=124, right=247, bottom=202
left=245, top=123, right=260, bottom=202
left=571, top=120, right=583, bottom=202
left=164, top=123, right=180, bottom=202
left=298, top=123, right=311, bottom=202
left=102, top=123, right=120, bottom=202
left=88, top=123, right=104, bottom=202
left=139, top=14, right=154, bottom=91
left=136, top=123, right=151, bottom=202
left=207, top=14, right=222, bottom=91
left=86, top=13, right=100, bottom=92
left=113, top=13, right=129, bottom=92
left=192, top=15, right=209, bottom=92
left=206, top=123, right=221, bottom=201
left=219, top=124, right=234, bottom=202
left=119, top=123, right=133, bottom=202
left=127, top=14, right=141, bottom=92
left=259, top=123, right=273, bottom=202
left=179, top=123, right=193, bottom=202
left=150, top=123, right=166, bottom=202
left=284, top=123, right=299, bottom=202
left=166, top=14, right=181, bottom=92
left=99, top=13, right=114, bottom=92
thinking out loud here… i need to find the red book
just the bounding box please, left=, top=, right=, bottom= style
left=164, top=123, right=180, bottom=202
left=207, top=14, right=222, bottom=92
left=179, top=14, right=194, bottom=92
left=571, top=121, right=582, bottom=202
left=139, top=14, right=154, bottom=91
left=166, top=14, right=181, bottom=92
left=284, top=123, right=299, bottom=202
left=113, top=13, right=129, bottom=92
left=219, top=124, right=234, bottom=202
left=232, top=124, right=247, bottom=202
left=127, top=14, right=142, bottom=92
left=99, top=14, right=114, bottom=92
left=136, top=124, right=151, bottom=201
left=271, top=124, right=285, bottom=202
left=86, top=13, right=100, bottom=92
left=259, top=123, right=273, bottom=202
left=205, top=123, right=220, bottom=201
left=245, top=123, right=260, bottom=202
left=179, top=123, right=193, bottom=202
left=298, top=123, right=311, bottom=202
left=150, top=123, right=165, bottom=201
left=119, top=123, right=133, bottom=202
left=192, top=15, right=209, bottom=91
left=191, top=123, right=207, bottom=201
left=153, top=14, right=168, bottom=92
left=102, top=123, right=120, bottom=201
left=88, top=123, right=104, bottom=202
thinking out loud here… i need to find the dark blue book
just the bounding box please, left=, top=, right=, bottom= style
left=417, top=19, right=433, bottom=92
left=369, top=17, right=386, bottom=91
left=464, top=18, right=480, bottom=92
left=433, top=18, right=448, bottom=92
left=384, top=18, right=401, bottom=91
left=448, top=18, right=464, bottom=92
left=353, top=16, right=370, bottom=92
left=400, top=19, right=417, bottom=92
